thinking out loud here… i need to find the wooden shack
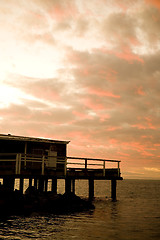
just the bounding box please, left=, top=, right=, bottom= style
left=0, top=134, right=69, bottom=176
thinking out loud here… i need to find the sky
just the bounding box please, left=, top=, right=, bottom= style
left=0, top=0, right=160, bottom=179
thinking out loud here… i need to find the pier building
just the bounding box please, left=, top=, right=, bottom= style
left=0, top=134, right=122, bottom=201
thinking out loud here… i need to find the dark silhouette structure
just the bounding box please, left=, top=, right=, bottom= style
left=0, top=134, right=122, bottom=201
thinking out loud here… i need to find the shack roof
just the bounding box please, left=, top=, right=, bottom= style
left=0, top=134, right=70, bottom=145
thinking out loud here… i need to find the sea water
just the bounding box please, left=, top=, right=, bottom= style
left=0, top=179, right=160, bottom=240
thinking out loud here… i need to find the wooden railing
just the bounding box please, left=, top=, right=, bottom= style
left=0, top=153, right=121, bottom=177
left=67, top=157, right=121, bottom=177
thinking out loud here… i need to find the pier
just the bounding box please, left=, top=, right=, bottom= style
left=0, top=134, right=123, bottom=202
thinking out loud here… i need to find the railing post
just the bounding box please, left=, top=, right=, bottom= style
left=18, top=154, right=21, bottom=174
left=111, top=179, right=117, bottom=201
left=42, top=155, right=45, bottom=175
left=24, top=142, right=27, bottom=168
left=15, top=154, right=19, bottom=174
left=89, top=178, right=94, bottom=201
left=64, top=157, right=67, bottom=176
left=103, top=160, right=105, bottom=176
left=118, top=162, right=120, bottom=177
left=85, top=159, right=87, bottom=170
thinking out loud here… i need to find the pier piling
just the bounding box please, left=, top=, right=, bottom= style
left=29, top=177, right=32, bottom=188
left=71, top=179, right=75, bottom=194
left=111, top=179, right=117, bottom=201
left=89, top=178, right=94, bottom=201
left=65, top=178, right=71, bottom=194
left=38, top=178, right=44, bottom=192
left=3, top=176, right=15, bottom=191
left=51, top=178, right=57, bottom=193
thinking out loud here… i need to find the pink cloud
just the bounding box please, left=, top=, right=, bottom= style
left=99, top=113, right=110, bottom=122
left=88, top=87, right=121, bottom=98
left=99, top=68, right=118, bottom=82
left=115, top=46, right=144, bottom=64
left=145, top=117, right=156, bottom=129
left=109, top=138, right=118, bottom=145
left=72, top=110, right=93, bottom=120
left=121, top=141, right=145, bottom=152
left=117, top=151, right=130, bottom=156
left=106, top=126, right=122, bottom=131
left=132, top=116, right=156, bottom=130
left=154, top=144, right=160, bottom=147
left=83, top=98, right=105, bottom=111
left=132, top=124, right=147, bottom=129
left=136, top=86, right=146, bottom=96
left=141, top=151, right=154, bottom=157
left=34, top=86, right=60, bottom=101
left=129, top=37, right=141, bottom=46
left=99, top=46, right=144, bottom=64
left=79, top=68, right=90, bottom=76
left=49, top=3, right=78, bottom=21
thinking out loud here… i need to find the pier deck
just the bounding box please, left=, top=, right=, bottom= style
left=0, top=154, right=122, bottom=200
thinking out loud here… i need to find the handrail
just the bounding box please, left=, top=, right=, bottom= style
left=66, top=156, right=121, bottom=177
left=67, top=156, right=120, bottom=162
left=0, top=153, right=121, bottom=177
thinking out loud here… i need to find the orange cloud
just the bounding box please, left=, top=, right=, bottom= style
left=145, top=0, right=160, bottom=10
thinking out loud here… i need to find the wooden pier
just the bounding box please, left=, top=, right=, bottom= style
left=0, top=134, right=123, bottom=201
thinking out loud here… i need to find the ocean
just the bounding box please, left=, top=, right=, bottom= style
left=0, top=179, right=160, bottom=240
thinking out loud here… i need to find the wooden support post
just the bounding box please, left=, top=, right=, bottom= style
left=65, top=178, right=71, bottom=194
left=71, top=179, right=75, bottom=194
left=51, top=178, right=57, bottom=194
left=89, top=178, right=94, bottom=201
left=111, top=179, right=117, bottom=201
left=29, top=178, right=32, bottom=188
left=19, top=177, right=24, bottom=194
left=3, top=176, right=15, bottom=191
left=38, top=178, right=44, bottom=192
left=44, top=179, right=48, bottom=192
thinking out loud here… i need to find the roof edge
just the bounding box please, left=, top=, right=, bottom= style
left=0, top=134, right=70, bottom=144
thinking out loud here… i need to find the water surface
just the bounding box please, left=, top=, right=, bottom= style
left=0, top=179, right=159, bottom=240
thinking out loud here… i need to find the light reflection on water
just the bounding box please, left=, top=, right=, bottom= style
left=0, top=180, right=160, bottom=240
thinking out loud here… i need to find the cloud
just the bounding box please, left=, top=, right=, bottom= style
left=0, top=0, right=160, bottom=179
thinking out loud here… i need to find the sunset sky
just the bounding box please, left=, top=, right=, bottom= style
left=0, top=0, right=160, bottom=179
